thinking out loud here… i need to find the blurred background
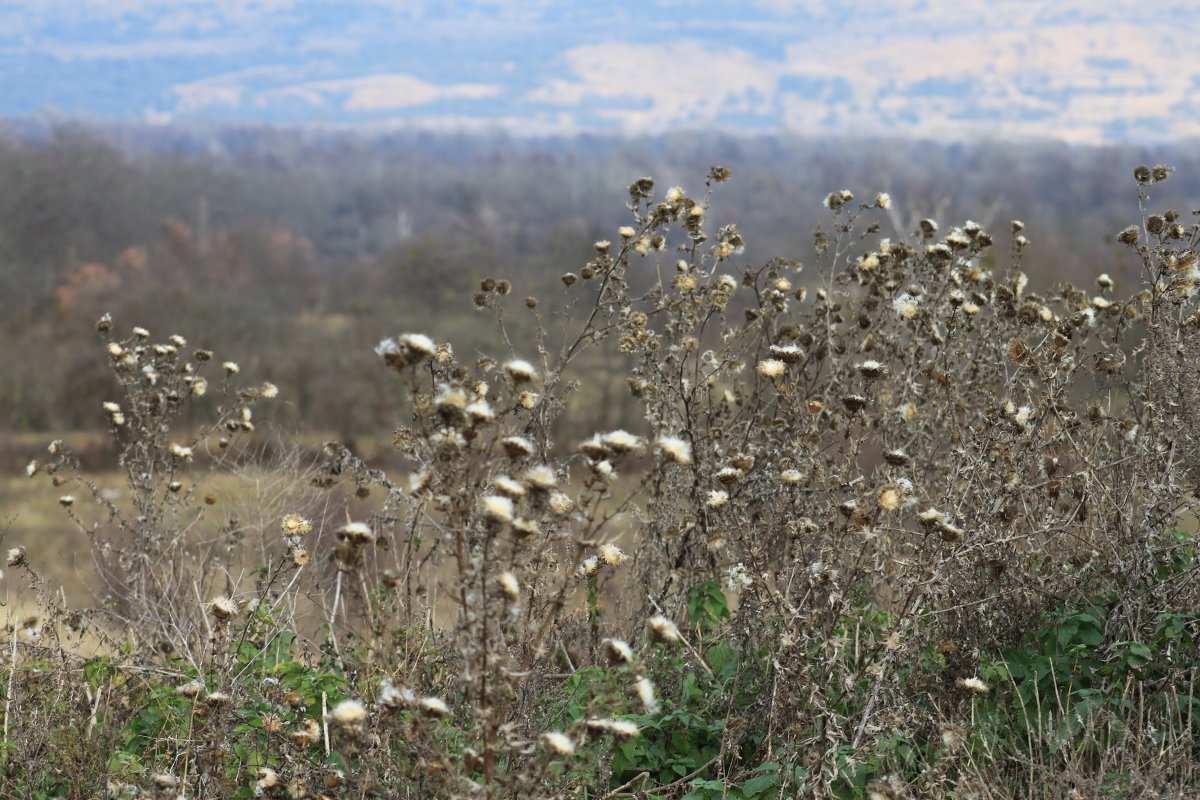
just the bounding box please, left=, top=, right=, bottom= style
left=2, top=0, right=1196, bottom=553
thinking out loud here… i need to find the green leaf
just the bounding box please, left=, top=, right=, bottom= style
left=83, top=657, right=115, bottom=689
left=707, top=644, right=739, bottom=681
left=688, top=581, right=730, bottom=631
left=1126, top=642, right=1154, bottom=663
left=690, top=779, right=725, bottom=790
left=739, top=770, right=780, bottom=796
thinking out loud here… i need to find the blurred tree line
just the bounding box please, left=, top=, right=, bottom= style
left=1, top=120, right=1194, bottom=437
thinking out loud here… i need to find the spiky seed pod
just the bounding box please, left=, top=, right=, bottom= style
left=327, top=700, right=368, bottom=729
left=939, top=521, right=965, bottom=543
left=281, top=513, right=312, bottom=538
left=769, top=344, right=804, bottom=363
left=957, top=676, right=989, bottom=694
left=856, top=360, right=887, bottom=379
left=1117, top=225, right=1140, bottom=245
left=482, top=495, right=515, bottom=523
left=778, top=469, right=804, bottom=484
left=418, top=697, right=451, bottom=718
left=1007, top=338, right=1037, bottom=368
left=336, top=522, right=375, bottom=545
left=504, top=359, right=538, bottom=382
left=714, top=467, right=744, bottom=487
left=757, top=359, right=786, bottom=378
left=655, top=436, right=692, bottom=464
left=496, top=571, right=521, bottom=602
left=523, top=465, right=557, bottom=490
left=598, top=543, right=627, bottom=565
left=647, top=615, right=681, bottom=643
left=842, top=394, right=868, bottom=413
left=878, top=486, right=904, bottom=511
left=729, top=454, right=754, bottom=471
left=499, top=436, right=535, bottom=458
left=209, top=596, right=238, bottom=621
left=601, top=430, right=643, bottom=454
left=375, top=333, right=436, bottom=371
left=602, top=638, right=634, bottom=665
left=512, top=517, right=541, bottom=538
left=918, top=508, right=944, bottom=527
left=541, top=731, right=576, bottom=756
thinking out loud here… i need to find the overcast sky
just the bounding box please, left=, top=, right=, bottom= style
left=1, top=0, right=1194, bottom=142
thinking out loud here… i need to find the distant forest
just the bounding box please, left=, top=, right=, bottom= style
left=2, top=121, right=1196, bottom=435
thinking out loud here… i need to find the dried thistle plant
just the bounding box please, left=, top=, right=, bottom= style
left=6, top=164, right=1199, bottom=799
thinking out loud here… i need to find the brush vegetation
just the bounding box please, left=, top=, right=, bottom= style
left=5, top=164, right=1200, bottom=799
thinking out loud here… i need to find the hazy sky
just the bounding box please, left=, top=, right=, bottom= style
left=1, top=0, right=1194, bottom=142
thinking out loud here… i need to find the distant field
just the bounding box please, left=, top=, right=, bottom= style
left=2, top=427, right=643, bottom=623
left=2, top=429, right=386, bottom=601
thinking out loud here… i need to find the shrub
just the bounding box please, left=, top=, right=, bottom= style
left=7, top=164, right=1199, bottom=798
